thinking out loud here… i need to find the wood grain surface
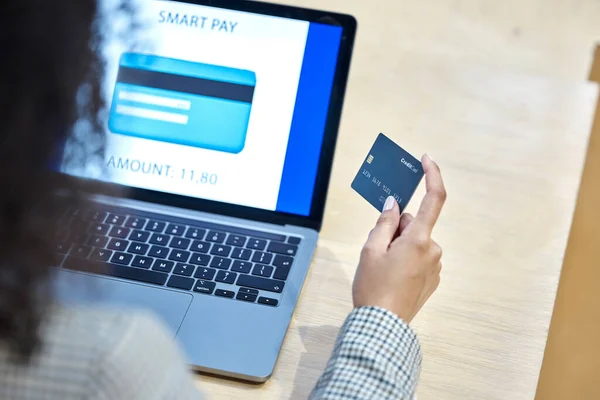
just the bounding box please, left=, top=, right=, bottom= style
left=535, top=46, right=600, bottom=400
left=194, top=1, right=600, bottom=398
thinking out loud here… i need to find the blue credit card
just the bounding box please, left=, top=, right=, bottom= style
left=108, top=53, right=256, bottom=154
left=351, top=133, right=424, bottom=212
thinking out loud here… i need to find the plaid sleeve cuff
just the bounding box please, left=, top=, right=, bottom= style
left=310, top=306, right=422, bottom=400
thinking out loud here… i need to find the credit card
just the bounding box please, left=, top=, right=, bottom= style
left=108, top=53, right=255, bottom=154
left=351, top=133, right=424, bottom=212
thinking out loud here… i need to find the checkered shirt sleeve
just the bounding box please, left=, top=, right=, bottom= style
left=309, top=306, right=422, bottom=400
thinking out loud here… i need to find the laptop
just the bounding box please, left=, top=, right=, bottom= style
left=52, top=0, right=356, bottom=382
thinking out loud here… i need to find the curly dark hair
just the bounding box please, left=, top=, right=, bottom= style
left=0, top=0, right=132, bottom=360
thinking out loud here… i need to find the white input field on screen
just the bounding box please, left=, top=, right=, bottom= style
left=115, top=104, right=189, bottom=125
left=118, top=90, right=191, bottom=110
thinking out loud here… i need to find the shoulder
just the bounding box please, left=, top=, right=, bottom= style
left=46, top=306, right=203, bottom=400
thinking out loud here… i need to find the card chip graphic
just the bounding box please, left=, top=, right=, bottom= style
left=108, top=53, right=256, bottom=154
left=351, top=133, right=424, bottom=212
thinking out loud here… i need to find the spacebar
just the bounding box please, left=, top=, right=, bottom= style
left=63, top=257, right=168, bottom=286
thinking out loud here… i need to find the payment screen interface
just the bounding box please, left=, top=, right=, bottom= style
left=61, top=0, right=343, bottom=216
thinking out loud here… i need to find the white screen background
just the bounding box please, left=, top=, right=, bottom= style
left=64, top=0, right=310, bottom=211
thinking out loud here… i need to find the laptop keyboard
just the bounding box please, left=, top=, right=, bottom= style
left=57, top=207, right=301, bottom=307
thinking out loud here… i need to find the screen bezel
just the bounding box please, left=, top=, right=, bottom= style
left=61, top=0, right=357, bottom=232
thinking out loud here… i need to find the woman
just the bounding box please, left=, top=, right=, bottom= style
left=0, top=1, right=446, bottom=399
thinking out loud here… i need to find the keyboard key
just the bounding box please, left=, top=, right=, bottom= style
left=167, top=275, right=194, bottom=291
left=273, top=266, right=291, bottom=281
left=131, top=256, right=153, bottom=269
left=106, top=214, right=126, bottom=226
left=273, top=255, right=293, bottom=269
left=215, top=289, right=235, bottom=298
left=63, top=258, right=168, bottom=286
left=149, top=234, right=169, bottom=245
left=194, top=267, right=216, bottom=280
left=56, top=242, right=71, bottom=255
left=193, top=280, right=216, bottom=295
left=67, top=208, right=82, bottom=219
left=87, top=235, right=109, bottom=248
left=236, top=292, right=257, bottom=303
left=185, top=228, right=206, bottom=240
left=190, top=253, right=210, bottom=266
left=111, top=252, right=133, bottom=265
left=231, top=261, right=253, bottom=274
left=112, top=264, right=167, bottom=285
left=252, top=251, right=273, bottom=264
left=109, top=227, right=131, bottom=239
left=72, top=208, right=86, bottom=219
left=287, top=237, right=302, bottom=245
left=91, top=249, right=112, bottom=262
left=231, top=248, right=252, bottom=261
left=190, top=240, right=211, bottom=253
left=144, top=217, right=286, bottom=242
left=130, top=230, right=150, bottom=242
left=226, top=235, right=247, bottom=247
left=125, top=217, right=147, bottom=229
left=210, top=244, right=231, bottom=257
left=246, top=238, right=267, bottom=251
left=237, top=275, right=284, bottom=293
left=216, top=270, right=237, bottom=284
left=145, top=220, right=166, bottom=233
left=90, top=211, right=108, bottom=222
left=210, top=257, right=231, bottom=270
left=168, top=249, right=190, bottom=263
left=267, top=242, right=298, bottom=256
left=152, top=259, right=174, bottom=273
left=148, top=245, right=169, bottom=259
left=252, top=264, right=273, bottom=278
left=166, top=224, right=186, bottom=236
left=72, top=245, right=92, bottom=259
left=173, top=263, right=195, bottom=277
left=206, top=231, right=226, bottom=243
left=91, top=223, right=110, bottom=235
left=107, top=239, right=128, bottom=252
left=258, top=297, right=279, bottom=307
left=238, top=287, right=259, bottom=295
left=170, top=237, right=191, bottom=250
left=127, top=242, right=149, bottom=255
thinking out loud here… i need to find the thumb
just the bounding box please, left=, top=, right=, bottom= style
left=366, top=196, right=401, bottom=251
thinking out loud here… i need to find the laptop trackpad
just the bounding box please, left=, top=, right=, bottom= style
left=52, top=270, right=193, bottom=337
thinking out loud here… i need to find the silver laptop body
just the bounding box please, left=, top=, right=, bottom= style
left=53, top=0, right=356, bottom=381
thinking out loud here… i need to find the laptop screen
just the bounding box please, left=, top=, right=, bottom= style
left=61, top=0, right=343, bottom=218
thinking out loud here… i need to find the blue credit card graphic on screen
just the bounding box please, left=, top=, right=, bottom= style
left=108, top=53, right=256, bottom=154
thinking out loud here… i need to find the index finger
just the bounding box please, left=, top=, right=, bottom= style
left=414, top=154, right=447, bottom=234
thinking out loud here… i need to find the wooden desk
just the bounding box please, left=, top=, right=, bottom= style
left=535, top=46, right=600, bottom=400
left=197, top=1, right=599, bottom=398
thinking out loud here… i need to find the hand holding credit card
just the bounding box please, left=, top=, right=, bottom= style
left=351, top=144, right=447, bottom=326
left=351, top=133, right=424, bottom=212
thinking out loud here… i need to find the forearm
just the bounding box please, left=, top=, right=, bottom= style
left=310, top=306, right=422, bottom=400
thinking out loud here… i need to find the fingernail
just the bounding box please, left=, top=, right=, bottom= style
left=383, top=196, right=395, bottom=212
left=424, top=153, right=433, bottom=161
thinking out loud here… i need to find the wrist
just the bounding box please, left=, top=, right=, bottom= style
left=354, top=299, right=413, bottom=324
